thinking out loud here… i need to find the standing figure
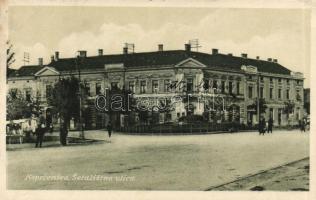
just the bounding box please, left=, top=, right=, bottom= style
left=267, top=117, right=273, bottom=133
left=258, top=116, right=266, bottom=135
left=30, top=114, right=38, bottom=136
left=35, top=113, right=46, bottom=148
left=301, top=118, right=306, bottom=132
left=107, top=121, right=112, bottom=139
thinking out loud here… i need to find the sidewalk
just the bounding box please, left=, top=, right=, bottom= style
left=206, top=157, right=309, bottom=191
left=6, top=130, right=106, bottom=151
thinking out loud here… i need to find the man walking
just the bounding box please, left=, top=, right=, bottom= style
left=107, top=121, right=112, bottom=139
left=258, top=116, right=266, bottom=135
left=267, top=117, right=273, bottom=133
left=35, top=112, right=46, bottom=148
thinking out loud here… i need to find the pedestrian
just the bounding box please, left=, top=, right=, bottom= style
left=30, top=114, right=38, bottom=136
left=22, top=119, right=32, bottom=142
left=258, top=116, right=266, bottom=135
left=17, top=122, right=24, bottom=144
left=107, top=121, right=112, bottom=139
left=301, top=118, right=306, bottom=132
left=267, top=117, right=273, bottom=133
left=35, top=112, right=46, bottom=148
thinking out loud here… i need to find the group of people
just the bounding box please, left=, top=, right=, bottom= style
left=258, top=116, right=274, bottom=135
left=7, top=112, right=49, bottom=147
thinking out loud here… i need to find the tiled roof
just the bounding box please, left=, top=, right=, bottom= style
left=9, top=50, right=292, bottom=77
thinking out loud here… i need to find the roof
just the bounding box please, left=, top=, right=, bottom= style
left=8, top=65, right=44, bottom=78
left=9, top=50, right=292, bottom=77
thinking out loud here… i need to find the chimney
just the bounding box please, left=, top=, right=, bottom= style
left=212, top=48, right=219, bottom=55
left=256, top=56, right=260, bottom=60
left=227, top=53, right=233, bottom=56
left=185, top=43, right=191, bottom=52
left=55, top=51, right=59, bottom=61
left=78, top=50, right=87, bottom=58
left=241, top=53, right=247, bottom=58
left=38, top=58, right=43, bottom=66
left=158, top=44, right=163, bottom=52
left=50, top=55, right=54, bottom=62
left=273, top=59, right=278, bottom=63
left=98, top=49, right=103, bottom=56
left=267, top=58, right=272, bottom=62
left=123, top=47, right=128, bottom=55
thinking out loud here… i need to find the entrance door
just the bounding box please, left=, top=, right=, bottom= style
left=278, top=109, right=282, bottom=126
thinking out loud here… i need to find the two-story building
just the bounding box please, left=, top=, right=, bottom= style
left=7, top=44, right=305, bottom=129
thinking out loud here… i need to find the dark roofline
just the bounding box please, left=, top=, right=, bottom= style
left=12, top=49, right=294, bottom=77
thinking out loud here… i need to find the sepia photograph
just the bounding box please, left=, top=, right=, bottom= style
left=2, top=0, right=314, bottom=197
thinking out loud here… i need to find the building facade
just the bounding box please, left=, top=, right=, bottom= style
left=7, top=44, right=305, bottom=129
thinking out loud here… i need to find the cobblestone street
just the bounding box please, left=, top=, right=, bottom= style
left=7, top=130, right=309, bottom=190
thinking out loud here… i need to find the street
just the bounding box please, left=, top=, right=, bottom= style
left=7, top=130, right=309, bottom=190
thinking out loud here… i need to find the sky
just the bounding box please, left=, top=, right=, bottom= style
left=9, top=6, right=311, bottom=87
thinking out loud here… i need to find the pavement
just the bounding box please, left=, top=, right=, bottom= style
left=6, top=130, right=309, bottom=190
left=206, top=157, right=309, bottom=191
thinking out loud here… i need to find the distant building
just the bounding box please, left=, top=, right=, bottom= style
left=7, top=44, right=305, bottom=129
left=304, top=88, right=310, bottom=115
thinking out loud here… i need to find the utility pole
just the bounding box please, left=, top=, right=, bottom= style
left=257, top=74, right=260, bottom=123
left=23, top=52, right=30, bottom=66
left=76, top=55, right=84, bottom=139
left=189, top=39, right=202, bottom=52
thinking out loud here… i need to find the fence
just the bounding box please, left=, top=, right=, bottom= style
left=115, top=122, right=258, bottom=135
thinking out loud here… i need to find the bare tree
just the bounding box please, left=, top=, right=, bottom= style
left=7, top=40, right=16, bottom=76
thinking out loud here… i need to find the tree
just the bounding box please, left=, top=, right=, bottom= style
left=249, top=98, right=268, bottom=114
left=7, top=89, right=30, bottom=120
left=7, top=88, right=43, bottom=121
left=105, top=87, right=136, bottom=128
left=49, top=76, right=88, bottom=145
left=283, top=100, right=295, bottom=125
left=7, top=41, right=16, bottom=76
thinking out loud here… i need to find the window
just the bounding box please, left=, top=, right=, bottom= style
left=10, top=88, right=18, bottom=99
left=213, top=80, right=218, bottom=89
left=187, top=78, right=193, bottom=92
left=236, top=82, right=240, bottom=95
left=46, top=85, right=52, bottom=98
left=286, top=89, right=290, bottom=99
left=248, top=86, right=253, bottom=98
left=278, top=78, right=282, bottom=83
left=221, top=81, right=225, bottom=93
left=25, top=88, right=32, bottom=102
left=269, top=108, right=274, bottom=119
left=248, top=75, right=252, bottom=80
left=286, top=79, right=290, bottom=85
left=140, top=80, right=146, bottom=94
left=129, top=81, right=135, bottom=93
left=111, top=82, right=118, bottom=90
left=296, top=89, right=301, bottom=101
left=164, top=80, right=170, bottom=92
left=278, top=88, right=282, bottom=99
left=203, top=79, right=209, bottom=91
left=260, top=77, right=264, bottom=82
left=85, top=83, right=91, bottom=96
left=270, top=77, right=273, bottom=83
left=152, top=80, right=159, bottom=93
left=260, top=87, right=264, bottom=98
left=270, top=88, right=273, bottom=99
left=228, top=81, right=233, bottom=94
left=96, top=82, right=102, bottom=95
